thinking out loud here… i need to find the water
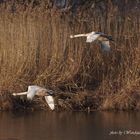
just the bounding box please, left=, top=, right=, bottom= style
left=0, top=111, right=140, bottom=140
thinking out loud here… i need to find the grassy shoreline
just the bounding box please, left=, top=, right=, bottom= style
left=1, top=88, right=140, bottom=111
left=0, top=0, right=140, bottom=111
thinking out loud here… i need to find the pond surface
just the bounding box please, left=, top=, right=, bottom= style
left=0, top=111, right=140, bottom=140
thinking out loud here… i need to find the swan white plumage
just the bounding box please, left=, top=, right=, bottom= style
left=13, top=85, right=55, bottom=110
left=70, top=31, right=114, bottom=51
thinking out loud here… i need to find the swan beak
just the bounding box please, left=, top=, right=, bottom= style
left=12, top=93, right=17, bottom=96
left=70, top=35, right=74, bottom=38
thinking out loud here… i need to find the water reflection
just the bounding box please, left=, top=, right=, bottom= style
left=0, top=111, right=140, bottom=140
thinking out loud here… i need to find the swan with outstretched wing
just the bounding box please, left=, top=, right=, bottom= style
left=13, top=85, right=55, bottom=110
left=70, top=31, right=114, bottom=51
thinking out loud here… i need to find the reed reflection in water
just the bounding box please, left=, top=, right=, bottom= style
left=0, top=111, right=140, bottom=140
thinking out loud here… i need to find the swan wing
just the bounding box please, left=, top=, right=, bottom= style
left=86, top=33, right=100, bottom=43
left=27, top=85, right=40, bottom=100
left=45, top=95, right=55, bottom=110
left=100, top=41, right=111, bottom=51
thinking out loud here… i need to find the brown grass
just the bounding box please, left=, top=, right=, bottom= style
left=0, top=0, right=140, bottom=110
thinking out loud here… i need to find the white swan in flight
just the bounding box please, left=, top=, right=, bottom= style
left=13, top=85, right=55, bottom=110
left=70, top=31, right=114, bottom=51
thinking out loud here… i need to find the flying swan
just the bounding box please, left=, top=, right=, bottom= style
left=70, top=31, right=114, bottom=51
left=12, top=85, right=55, bottom=110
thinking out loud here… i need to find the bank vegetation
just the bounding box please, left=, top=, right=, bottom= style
left=0, top=0, right=139, bottom=111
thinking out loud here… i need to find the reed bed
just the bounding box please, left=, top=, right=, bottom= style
left=0, top=0, right=139, bottom=110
